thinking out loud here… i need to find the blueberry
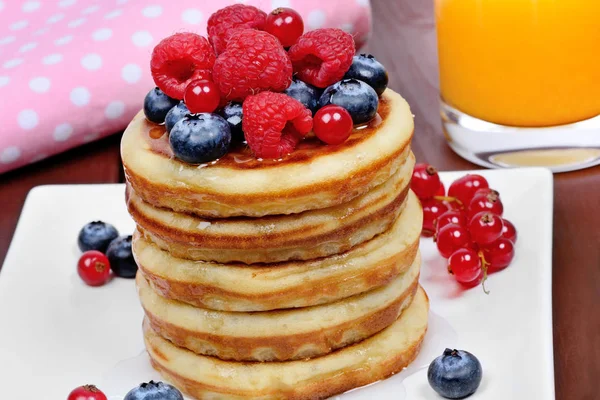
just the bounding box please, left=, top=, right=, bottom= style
left=344, top=54, right=389, bottom=96
left=428, top=348, right=483, bottom=399
left=284, top=78, right=321, bottom=115
left=165, top=102, right=190, bottom=134
left=170, top=113, right=231, bottom=164
left=143, top=88, right=179, bottom=124
left=318, top=79, right=379, bottom=125
left=219, top=102, right=244, bottom=143
left=77, top=221, right=119, bottom=253
left=124, top=380, right=183, bottom=400
left=106, top=235, right=137, bottom=279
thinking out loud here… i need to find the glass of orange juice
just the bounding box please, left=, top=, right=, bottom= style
left=435, top=0, right=600, bottom=172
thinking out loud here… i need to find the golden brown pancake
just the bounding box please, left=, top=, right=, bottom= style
left=121, top=89, right=414, bottom=217
left=134, top=191, right=422, bottom=312
left=144, top=287, right=428, bottom=400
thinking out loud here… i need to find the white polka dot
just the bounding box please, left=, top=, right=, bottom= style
left=31, top=153, right=47, bottom=163
left=340, top=23, right=354, bottom=33
left=0, top=36, right=15, bottom=46
left=22, top=1, right=41, bottom=12
left=3, top=59, right=23, bottom=69
left=83, top=133, right=100, bottom=142
left=81, top=54, right=102, bottom=70
left=0, top=1, right=4, bottom=12
left=0, top=76, right=9, bottom=87
left=105, top=101, right=125, bottom=119
left=116, top=0, right=128, bottom=4
left=43, top=53, right=63, bottom=65
left=356, top=0, right=369, bottom=6
left=307, top=10, right=326, bottom=30
left=143, top=5, right=162, bottom=18
left=10, top=20, right=29, bottom=31
left=19, top=42, right=37, bottom=53
left=132, top=31, right=153, bottom=47
left=105, top=9, right=122, bottom=19
left=47, top=13, right=64, bottom=24
left=68, top=17, right=86, bottom=28
left=181, top=9, right=203, bottom=24
left=59, top=0, right=76, bottom=8
left=121, top=64, right=142, bottom=84
left=271, top=0, right=291, bottom=8
left=82, top=5, right=100, bottom=14
left=29, top=77, right=51, bottom=93
left=70, top=87, right=90, bottom=106
left=1, top=147, right=21, bottom=164
left=33, top=27, right=49, bottom=36
left=54, top=35, right=72, bottom=46
left=53, top=123, right=73, bottom=141
left=92, top=28, right=112, bottom=41
left=17, top=110, right=38, bottom=130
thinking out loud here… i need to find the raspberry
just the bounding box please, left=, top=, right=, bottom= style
left=242, top=92, right=312, bottom=159
left=288, top=28, right=355, bottom=88
left=207, top=4, right=267, bottom=54
left=150, top=33, right=215, bottom=100
left=213, top=30, right=293, bottom=102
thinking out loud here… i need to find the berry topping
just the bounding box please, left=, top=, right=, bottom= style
left=448, top=174, right=489, bottom=207
left=469, top=211, right=504, bottom=245
left=482, top=237, right=515, bottom=272
left=313, top=105, right=353, bottom=145
left=428, top=349, right=483, bottom=399
left=284, top=77, right=321, bottom=115
left=264, top=7, right=304, bottom=48
left=124, top=380, right=183, bottom=400
left=468, top=190, right=503, bottom=218
left=411, top=163, right=442, bottom=200
left=501, top=218, right=518, bottom=243
left=165, top=102, right=189, bottom=134
left=436, top=181, right=446, bottom=196
left=213, top=30, right=292, bottom=102
left=219, top=102, right=244, bottom=142
left=170, top=113, right=231, bottom=163
left=422, top=198, right=449, bottom=237
left=344, top=54, right=389, bottom=96
left=106, top=235, right=137, bottom=279
left=77, top=251, right=111, bottom=287
left=436, top=223, right=471, bottom=258
left=143, top=87, right=179, bottom=124
left=448, top=248, right=482, bottom=283
left=288, top=28, right=355, bottom=88
left=436, top=209, right=468, bottom=232
left=319, top=79, right=379, bottom=124
left=207, top=4, right=267, bottom=54
left=150, top=33, right=215, bottom=100
left=184, top=79, right=221, bottom=113
left=242, top=91, right=313, bottom=159
left=68, top=385, right=108, bottom=400
left=77, top=221, right=119, bottom=253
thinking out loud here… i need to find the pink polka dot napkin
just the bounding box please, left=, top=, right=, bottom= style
left=0, top=0, right=371, bottom=174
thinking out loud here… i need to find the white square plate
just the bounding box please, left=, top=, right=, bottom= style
left=0, top=168, right=554, bottom=400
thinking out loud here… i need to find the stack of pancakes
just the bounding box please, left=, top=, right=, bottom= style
left=121, top=89, right=428, bottom=399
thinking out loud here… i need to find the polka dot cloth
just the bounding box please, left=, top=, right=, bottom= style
left=0, top=0, right=372, bottom=174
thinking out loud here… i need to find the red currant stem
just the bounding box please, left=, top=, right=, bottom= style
left=478, top=250, right=490, bottom=295
left=433, top=195, right=463, bottom=206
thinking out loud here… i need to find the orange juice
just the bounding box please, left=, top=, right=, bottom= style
left=435, top=0, right=600, bottom=127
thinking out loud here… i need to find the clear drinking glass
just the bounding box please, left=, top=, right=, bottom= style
left=434, top=0, right=600, bottom=172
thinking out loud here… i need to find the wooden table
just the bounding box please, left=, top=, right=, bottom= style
left=0, top=1, right=597, bottom=398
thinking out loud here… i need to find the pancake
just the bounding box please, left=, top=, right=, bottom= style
left=134, top=191, right=422, bottom=312
left=128, top=153, right=414, bottom=264
left=121, top=89, right=414, bottom=218
left=144, top=287, right=428, bottom=400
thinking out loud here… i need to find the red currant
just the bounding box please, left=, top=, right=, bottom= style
left=468, top=191, right=504, bottom=218
left=436, top=209, right=467, bottom=232
left=422, top=198, right=449, bottom=237
left=313, top=105, right=353, bottom=145
left=482, top=238, right=515, bottom=272
left=68, top=385, right=108, bottom=400
left=436, top=223, right=471, bottom=258
left=448, top=248, right=482, bottom=283
left=411, top=163, right=442, bottom=200
left=265, top=7, right=304, bottom=47
left=474, top=188, right=498, bottom=197
left=468, top=212, right=504, bottom=245
left=78, top=251, right=111, bottom=286
left=184, top=79, right=220, bottom=113
left=436, top=181, right=446, bottom=196
left=448, top=174, right=489, bottom=206
left=501, top=218, right=518, bottom=243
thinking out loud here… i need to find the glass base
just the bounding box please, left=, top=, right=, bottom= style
left=441, top=101, right=600, bottom=173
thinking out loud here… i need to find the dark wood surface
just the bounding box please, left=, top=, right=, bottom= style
left=0, top=0, right=597, bottom=398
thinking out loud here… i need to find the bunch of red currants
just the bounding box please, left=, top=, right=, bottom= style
left=411, top=163, right=517, bottom=288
